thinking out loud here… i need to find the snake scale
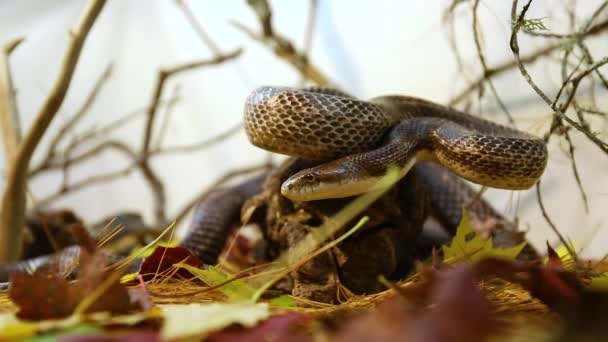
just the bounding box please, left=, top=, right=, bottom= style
left=0, top=86, right=547, bottom=283
left=244, top=86, right=547, bottom=201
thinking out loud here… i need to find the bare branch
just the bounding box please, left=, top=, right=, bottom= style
left=536, top=179, right=577, bottom=260
left=0, top=37, right=24, bottom=164
left=141, top=49, right=243, bottom=155
left=140, top=49, right=242, bottom=223
left=510, top=0, right=608, bottom=154
left=233, top=0, right=332, bottom=86
left=174, top=0, right=222, bottom=54
left=44, top=63, right=113, bottom=163
left=0, top=0, right=107, bottom=263
left=563, top=129, right=589, bottom=212
left=303, top=0, right=318, bottom=57
left=36, top=164, right=137, bottom=208
left=151, top=122, right=242, bottom=155
left=449, top=17, right=608, bottom=107
left=471, top=0, right=515, bottom=125
left=153, top=85, right=181, bottom=151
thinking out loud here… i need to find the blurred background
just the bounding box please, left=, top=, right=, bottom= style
left=0, top=1, right=606, bottom=256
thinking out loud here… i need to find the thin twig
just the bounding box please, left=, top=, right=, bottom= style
left=563, top=129, right=589, bottom=212
left=233, top=0, right=332, bottom=86
left=154, top=84, right=181, bottom=150
left=449, top=17, right=608, bottom=106
left=300, top=0, right=318, bottom=86
left=141, top=49, right=243, bottom=155
left=551, top=52, right=590, bottom=213
left=175, top=0, right=255, bottom=87
left=173, top=0, right=222, bottom=55
left=535, top=179, right=576, bottom=259
left=36, top=164, right=137, bottom=208
left=140, top=48, right=242, bottom=223
left=0, top=0, right=107, bottom=263
left=0, top=37, right=24, bottom=163
left=471, top=0, right=515, bottom=125
left=151, top=122, right=242, bottom=155
left=44, top=63, right=113, bottom=164
left=510, top=0, right=608, bottom=154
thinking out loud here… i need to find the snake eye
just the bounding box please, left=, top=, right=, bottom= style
left=302, top=172, right=318, bottom=184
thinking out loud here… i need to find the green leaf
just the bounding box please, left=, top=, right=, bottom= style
left=176, top=264, right=257, bottom=302
left=269, top=295, right=295, bottom=308
left=512, top=17, right=548, bottom=33
left=442, top=209, right=526, bottom=263
left=160, top=302, right=270, bottom=340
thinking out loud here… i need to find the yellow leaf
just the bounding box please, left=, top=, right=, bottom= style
left=160, top=303, right=270, bottom=340
left=442, top=209, right=526, bottom=263
left=589, top=273, right=608, bottom=290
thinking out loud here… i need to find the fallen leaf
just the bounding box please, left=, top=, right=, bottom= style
left=332, top=296, right=413, bottom=342
left=8, top=225, right=148, bottom=321
left=176, top=264, right=256, bottom=302
left=159, top=303, right=270, bottom=340
left=138, top=246, right=201, bottom=281
left=335, top=264, right=502, bottom=342
left=207, top=312, right=311, bottom=342
left=442, top=210, right=526, bottom=262
left=407, top=265, right=502, bottom=341
left=9, top=271, right=75, bottom=320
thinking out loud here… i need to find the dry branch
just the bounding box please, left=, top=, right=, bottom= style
left=0, top=0, right=107, bottom=263
left=509, top=0, right=608, bottom=154
left=174, top=0, right=222, bottom=55
left=471, top=0, right=515, bottom=125
left=234, top=0, right=332, bottom=86
left=449, top=17, right=608, bottom=107
left=140, top=48, right=243, bottom=223
left=0, top=38, right=24, bottom=164
left=151, top=122, right=242, bottom=155
left=141, top=49, right=243, bottom=155
left=44, top=64, right=113, bottom=164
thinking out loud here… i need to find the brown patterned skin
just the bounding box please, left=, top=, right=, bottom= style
left=244, top=87, right=548, bottom=201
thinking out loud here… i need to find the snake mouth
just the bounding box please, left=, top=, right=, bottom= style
left=281, top=175, right=385, bottom=202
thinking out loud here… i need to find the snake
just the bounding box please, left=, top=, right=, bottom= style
left=244, top=86, right=547, bottom=201
left=0, top=86, right=547, bottom=283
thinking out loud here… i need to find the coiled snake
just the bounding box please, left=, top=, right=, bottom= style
left=0, top=86, right=547, bottom=283
left=244, top=86, right=547, bottom=201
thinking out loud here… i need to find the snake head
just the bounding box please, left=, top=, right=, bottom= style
left=281, top=159, right=382, bottom=202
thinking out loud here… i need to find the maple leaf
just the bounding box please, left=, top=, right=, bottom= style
left=442, top=209, right=526, bottom=262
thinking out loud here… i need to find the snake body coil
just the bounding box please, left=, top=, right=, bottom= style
left=244, top=87, right=548, bottom=201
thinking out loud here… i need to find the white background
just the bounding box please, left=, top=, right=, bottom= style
left=0, top=1, right=606, bottom=256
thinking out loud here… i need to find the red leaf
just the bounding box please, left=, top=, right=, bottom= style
left=9, top=271, right=76, bottom=320
left=408, top=266, right=502, bottom=342
left=334, top=265, right=502, bottom=342
left=139, top=246, right=201, bottom=281
left=9, top=227, right=148, bottom=320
